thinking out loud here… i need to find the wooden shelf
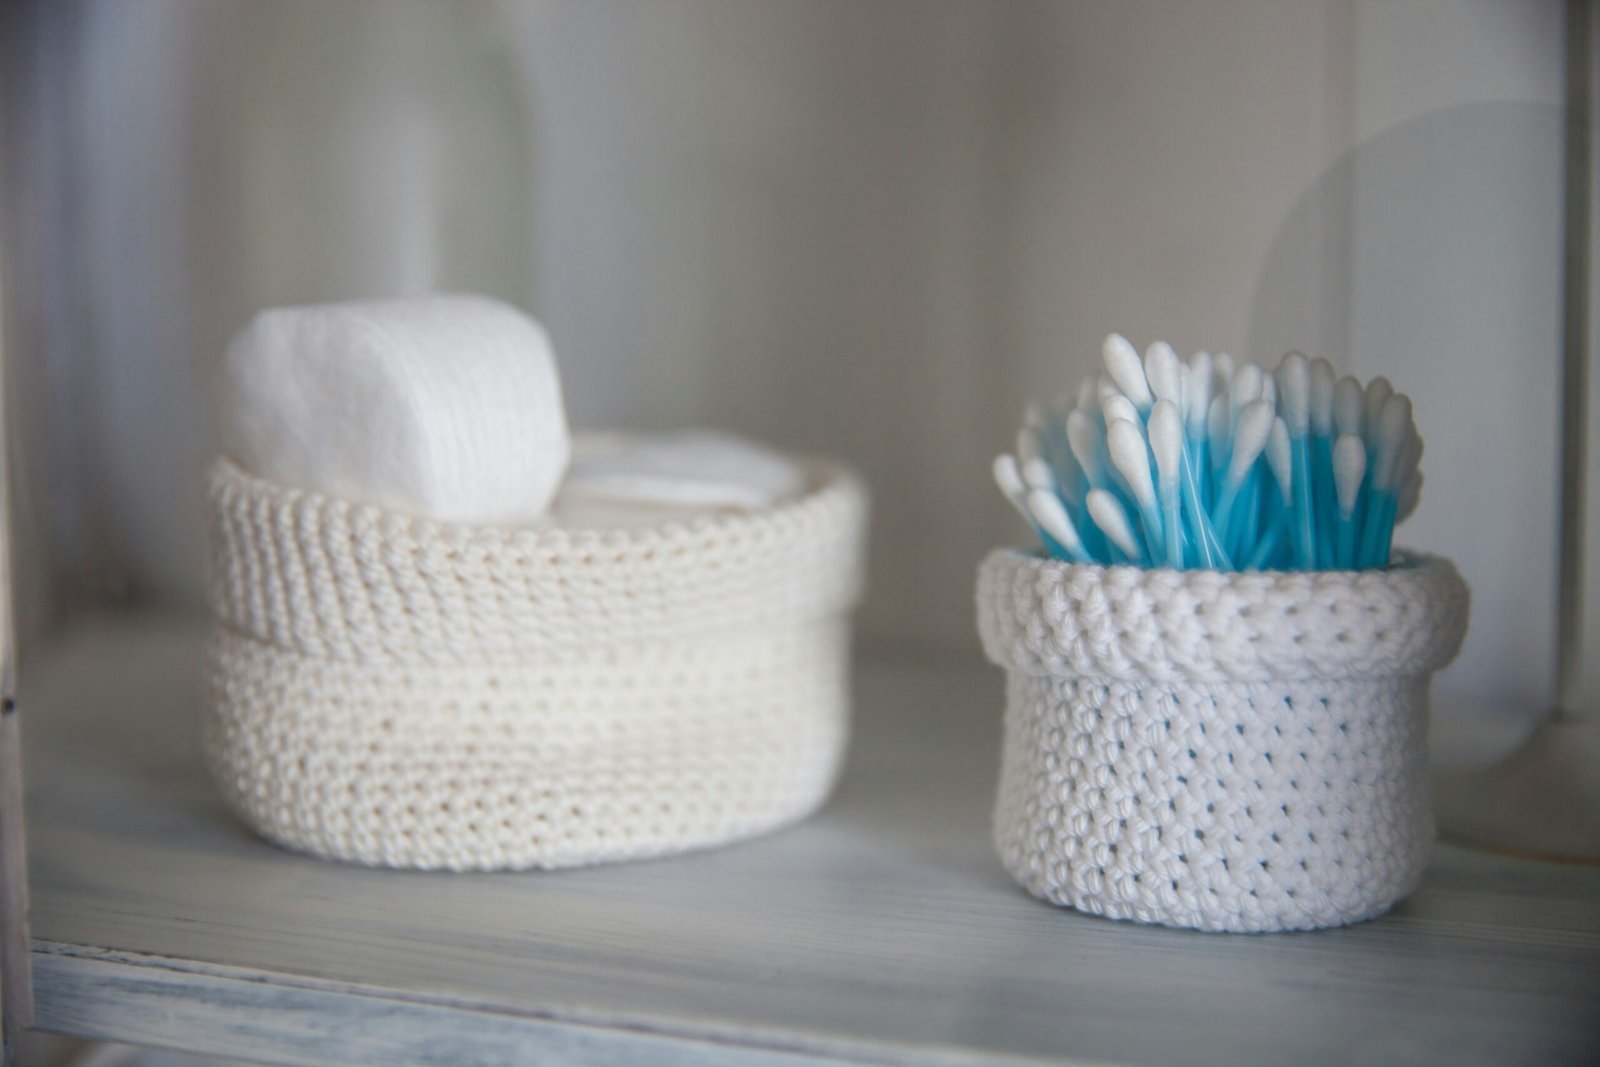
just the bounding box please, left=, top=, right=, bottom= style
left=19, top=614, right=1600, bottom=1066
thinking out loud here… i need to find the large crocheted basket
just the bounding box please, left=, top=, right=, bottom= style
left=204, top=455, right=867, bottom=871
left=976, top=549, right=1469, bottom=933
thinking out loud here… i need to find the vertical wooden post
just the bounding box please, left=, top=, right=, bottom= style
left=0, top=27, right=33, bottom=1053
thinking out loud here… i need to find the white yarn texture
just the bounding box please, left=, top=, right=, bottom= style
left=977, top=549, right=1469, bottom=933
left=204, top=457, right=866, bottom=871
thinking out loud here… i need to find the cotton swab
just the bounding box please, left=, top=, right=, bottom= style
left=1245, top=417, right=1294, bottom=570
left=1332, top=434, right=1365, bottom=568
left=1145, top=342, right=1185, bottom=408
left=1211, top=398, right=1274, bottom=550
left=995, top=335, right=1424, bottom=574
left=1358, top=392, right=1411, bottom=567
left=1107, top=417, right=1164, bottom=563
left=1206, top=394, right=1230, bottom=482
left=1027, top=487, right=1092, bottom=564
left=1362, top=376, right=1394, bottom=444
left=1276, top=353, right=1316, bottom=569
left=1087, top=487, right=1144, bottom=564
left=994, top=453, right=1043, bottom=536
left=1148, top=400, right=1185, bottom=569
left=1396, top=469, right=1422, bottom=523
left=1102, top=393, right=1142, bottom=428
left=1309, top=358, right=1337, bottom=564
left=1104, top=334, right=1154, bottom=413
left=1334, top=376, right=1363, bottom=438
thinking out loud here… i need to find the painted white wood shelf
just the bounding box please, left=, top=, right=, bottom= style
left=19, top=613, right=1600, bottom=1066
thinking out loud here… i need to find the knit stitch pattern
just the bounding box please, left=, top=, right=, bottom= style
left=977, top=549, right=1468, bottom=932
left=204, top=458, right=867, bottom=871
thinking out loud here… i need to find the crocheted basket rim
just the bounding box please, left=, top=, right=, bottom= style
left=208, top=454, right=858, bottom=545
left=206, top=452, right=867, bottom=664
left=977, top=547, right=1469, bottom=684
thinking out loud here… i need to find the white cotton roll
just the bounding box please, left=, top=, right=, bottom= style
left=218, top=294, right=570, bottom=523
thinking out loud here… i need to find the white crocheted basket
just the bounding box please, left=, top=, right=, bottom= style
left=203, top=456, right=867, bottom=871
left=976, top=550, right=1469, bottom=933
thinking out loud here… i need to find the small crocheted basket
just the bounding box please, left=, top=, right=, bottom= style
left=203, top=456, right=867, bottom=871
left=976, top=549, right=1469, bottom=933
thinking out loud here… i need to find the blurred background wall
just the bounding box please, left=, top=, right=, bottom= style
left=1, top=0, right=1566, bottom=730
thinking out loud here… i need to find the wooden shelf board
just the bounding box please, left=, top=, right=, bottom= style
left=19, top=613, right=1600, bottom=1066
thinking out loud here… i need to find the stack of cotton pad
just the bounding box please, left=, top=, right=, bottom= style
left=204, top=296, right=867, bottom=871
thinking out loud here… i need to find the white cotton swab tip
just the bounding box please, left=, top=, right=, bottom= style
left=1213, top=352, right=1236, bottom=387
left=1363, top=376, right=1394, bottom=441
left=993, top=453, right=1027, bottom=504
left=1086, top=487, right=1141, bottom=559
left=1021, top=456, right=1056, bottom=491
left=1027, top=488, right=1086, bottom=557
left=1266, top=417, right=1293, bottom=499
left=1310, top=358, right=1335, bottom=437
left=1375, top=393, right=1413, bottom=489
left=1207, top=394, right=1230, bottom=462
left=1103, top=334, right=1155, bottom=411
left=1145, top=342, right=1184, bottom=406
left=1227, top=398, right=1275, bottom=483
left=1098, top=374, right=1119, bottom=405
left=1276, top=352, right=1311, bottom=436
left=1333, top=433, right=1366, bottom=516
left=1066, top=409, right=1100, bottom=474
left=1102, top=393, right=1141, bottom=428
left=1260, top=373, right=1277, bottom=411
left=1230, top=363, right=1263, bottom=422
left=1393, top=430, right=1422, bottom=487
left=1334, top=376, right=1363, bottom=437
left=1186, top=352, right=1214, bottom=438
left=1107, top=417, right=1158, bottom=511
left=1148, top=400, right=1184, bottom=495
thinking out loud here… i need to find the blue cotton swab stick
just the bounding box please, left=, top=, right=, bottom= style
left=1276, top=353, right=1316, bottom=570
left=1087, top=487, right=1145, bottom=565
left=1332, top=433, right=1366, bottom=569
left=1107, top=417, right=1165, bottom=564
left=1148, top=400, right=1186, bottom=569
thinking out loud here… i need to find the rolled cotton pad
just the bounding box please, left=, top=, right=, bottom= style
left=550, top=431, right=805, bottom=528
left=218, top=294, right=570, bottom=522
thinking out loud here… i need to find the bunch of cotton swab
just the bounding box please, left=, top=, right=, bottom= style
left=994, top=335, right=1423, bottom=571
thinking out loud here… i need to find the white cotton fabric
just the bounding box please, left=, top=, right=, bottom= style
left=203, top=455, right=867, bottom=871
left=976, top=549, right=1469, bottom=933
left=217, top=294, right=570, bottom=523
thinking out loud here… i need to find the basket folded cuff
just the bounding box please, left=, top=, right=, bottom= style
left=976, top=549, right=1470, bottom=684
left=207, top=458, right=868, bottom=665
